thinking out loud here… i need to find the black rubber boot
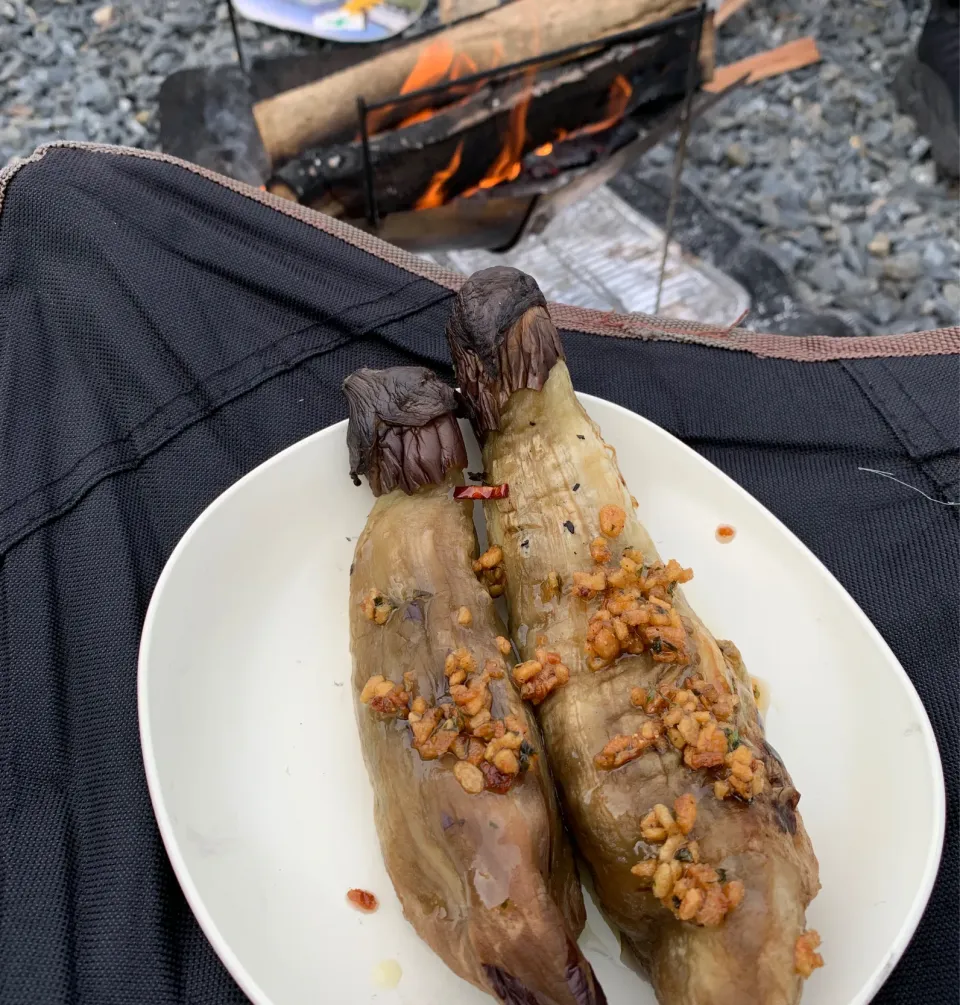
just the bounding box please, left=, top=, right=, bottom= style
left=894, top=0, right=960, bottom=177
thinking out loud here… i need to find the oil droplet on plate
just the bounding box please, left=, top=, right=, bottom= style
left=715, top=524, right=736, bottom=543
left=371, top=959, right=402, bottom=989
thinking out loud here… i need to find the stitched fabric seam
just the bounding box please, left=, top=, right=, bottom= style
left=0, top=336, right=343, bottom=558
left=0, top=280, right=447, bottom=525
left=876, top=358, right=955, bottom=454
left=0, top=287, right=452, bottom=559
left=841, top=361, right=959, bottom=506
left=0, top=318, right=332, bottom=520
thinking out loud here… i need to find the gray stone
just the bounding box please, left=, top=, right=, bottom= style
left=830, top=203, right=860, bottom=222
left=806, top=259, right=843, bottom=293
left=842, top=244, right=869, bottom=275
left=902, top=216, right=930, bottom=237
left=758, top=198, right=780, bottom=227
left=794, top=226, right=823, bottom=251
left=944, top=284, right=960, bottom=312
left=867, top=233, right=891, bottom=257
left=725, top=143, right=751, bottom=168
left=933, top=299, right=958, bottom=324
left=868, top=297, right=900, bottom=325
left=864, top=119, right=892, bottom=146
left=910, top=162, right=937, bottom=186
left=882, top=252, right=922, bottom=282
left=908, top=137, right=931, bottom=161
left=922, top=243, right=950, bottom=271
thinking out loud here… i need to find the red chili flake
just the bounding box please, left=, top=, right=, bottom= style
left=347, top=888, right=379, bottom=913
left=453, top=484, right=509, bottom=501
left=715, top=524, right=737, bottom=544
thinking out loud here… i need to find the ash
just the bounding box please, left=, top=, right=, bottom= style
left=1, top=0, right=957, bottom=334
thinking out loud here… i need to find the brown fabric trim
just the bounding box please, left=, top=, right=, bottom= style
left=548, top=303, right=960, bottom=361
left=3, top=142, right=959, bottom=363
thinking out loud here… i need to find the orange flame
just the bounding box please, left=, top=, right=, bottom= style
left=566, top=74, right=632, bottom=141
left=368, top=41, right=482, bottom=135
left=459, top=68, right=535, bottom=199
left=403, top=34, right=631, bottom=209
left=414, top=139, right=464, bottom=210
left=402, top=38, right=456, bottom=93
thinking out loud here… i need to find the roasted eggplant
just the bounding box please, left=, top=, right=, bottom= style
left=345, top=366, right=606, bottom=1005
left=447, top=268, right=822, bottom=1005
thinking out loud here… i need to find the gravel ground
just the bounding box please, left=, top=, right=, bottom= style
left=1, top=0, right=957, bottom=333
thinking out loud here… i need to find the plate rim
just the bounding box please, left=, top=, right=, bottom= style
left=138, top=393, right=946, bottom=1005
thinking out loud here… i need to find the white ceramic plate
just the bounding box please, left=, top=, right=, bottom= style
left=139, top=394, right=944, bottom=1005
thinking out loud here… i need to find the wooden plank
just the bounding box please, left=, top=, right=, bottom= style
left=715, top=0, right=751, bottom=28
left=703, top=36, right=821, bottom=93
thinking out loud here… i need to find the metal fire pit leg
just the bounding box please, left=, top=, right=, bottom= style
left=654, top=2, right=705, bottom=315
left=357, top=97, right=381, bottom=230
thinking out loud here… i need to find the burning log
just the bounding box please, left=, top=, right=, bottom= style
left=252, top=0, right=711, bottom=164
left=271, top=30, right=693, bottom=217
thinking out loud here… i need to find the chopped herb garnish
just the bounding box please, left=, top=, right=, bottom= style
left=529, top=421, right=536, bottom=426
left=668, top=582, right=677, bottom=595
left=672, top=896, right=682, bottom=909
left=661, top=639, right=679, bottom=652
left=717, top=868, right=727, bottom=883
left=577, top=434, right=585, bottom=440
left=676, top=847, right=693, bottom=862
left=489, top=820, right=499, bottom=829
left=521, top=539, right=530, bottom=549
left=724, top=729, right=741, bottom=750
left=467, top=470, right=487, bottom=482
left=563, top=520, right=575, bottom=534
left=572, top=482, right=580, bottom=491
left=349, top=563, right=355, bottom=576
left=650, top=637, right=663, bottom=654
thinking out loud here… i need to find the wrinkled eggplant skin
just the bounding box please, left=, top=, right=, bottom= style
left=344, top=367, right=467, bottom=496
left=475, top=359, right=820, bottom=1005
left=350, top=476, right=602, bottom=1005
left=448, top=267, right=563, bottom=440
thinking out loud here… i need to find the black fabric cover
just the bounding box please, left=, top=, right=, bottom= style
left=0, top=146, right=956, bottom=1005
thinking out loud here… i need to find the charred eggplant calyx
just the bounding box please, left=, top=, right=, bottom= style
left=343, top=366, right=467, bottom=497
left=447, top=266, right=565, bottom=438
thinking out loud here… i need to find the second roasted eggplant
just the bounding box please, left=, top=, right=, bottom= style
left=447, top=268, right=822, bottom=1005
left=345, top=366, right=605, bottom=1005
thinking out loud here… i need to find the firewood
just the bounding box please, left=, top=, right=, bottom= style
left=704, top=37, right=821, bottom=93
left=270, top=30, right=691, bottom=217
left=715, top=0, right=752, bottom=28
left=252, top=0, right=708, bottom=164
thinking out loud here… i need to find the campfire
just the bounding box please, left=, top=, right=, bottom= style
left=255, top=0, right=712, bottom=248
